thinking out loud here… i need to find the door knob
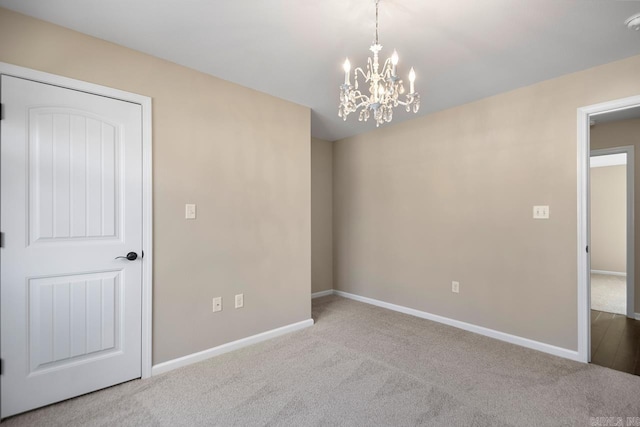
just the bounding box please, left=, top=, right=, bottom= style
left=115, top=252, right=138, bottom=261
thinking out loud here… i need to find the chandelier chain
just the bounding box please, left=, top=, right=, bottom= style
left=375, top=0, right=379, bottom=45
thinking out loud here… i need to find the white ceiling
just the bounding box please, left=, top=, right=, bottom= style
left=2, top=0, right=640, bottom=141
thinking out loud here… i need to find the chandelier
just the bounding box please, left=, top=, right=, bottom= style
left=338, top=0, right=420, bottom=127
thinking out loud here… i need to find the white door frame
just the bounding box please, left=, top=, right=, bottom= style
left=0, top=62, right=153, bottom=378
left=577, top=95, right=640, bottom=363
left=589, top=147, right=635, bottom=319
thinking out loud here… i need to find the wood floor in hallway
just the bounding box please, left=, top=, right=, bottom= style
left=591, top=309, right=640, bottom=375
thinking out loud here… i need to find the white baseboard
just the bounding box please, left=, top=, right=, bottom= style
left=591, top=270, right=626, bottom=277
left=635, top=313, right=640, bottom=321
left=311, top=289, right=334, bottom=299
left=151, top=318, right=314, bottom=376
left=333, top=290, right=581, bottom=362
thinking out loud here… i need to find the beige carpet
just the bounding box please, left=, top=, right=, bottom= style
left=591, top=273, right=626, bottom=315
left=4, top=295, right=640, bottom=426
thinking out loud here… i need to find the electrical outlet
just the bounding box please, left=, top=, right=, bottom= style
left=452, top=281, right=460, bottom=293
left=212, top=297, right=222, bottom=312
left=235, top=294, right=244, bottom=309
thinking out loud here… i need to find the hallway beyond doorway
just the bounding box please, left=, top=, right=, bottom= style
left=591, top=273, right=627, bottom=315
left=591, top=309, right=640, bottom=375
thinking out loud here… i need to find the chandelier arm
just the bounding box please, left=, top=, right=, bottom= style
left=354, top=67, right=370, bottom=82
left=354, top=101, right=371, bottom=110
left=380, top=58, right=392, bottom=77
left=351, top=94, right=371, bottom=105
left=345, top=88, right=369, bottom=103
left=396, top=94, right=419, bottom=106
left=346, top=90, right=370, bottom=106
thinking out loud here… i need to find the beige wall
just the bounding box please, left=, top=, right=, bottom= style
left=590, top=165, right=626, bottom=273
left=334, top=54, right=640, bottom=350
left=0, top=8, right=311, bottom=364
left=311, top=138, right=333, bottom=293
left=591, top=118, right=640, bottom=313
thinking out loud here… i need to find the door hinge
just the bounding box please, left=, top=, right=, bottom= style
left=586, top=245, right=589, bottom=253
left=1, top=358, right=3, bottom=375
left=0, top=103, right=3, bottom=120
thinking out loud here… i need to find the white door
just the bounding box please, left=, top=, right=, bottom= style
left=1, top=75, right=143, bottom=417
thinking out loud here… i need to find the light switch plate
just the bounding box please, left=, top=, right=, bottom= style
left=185, top=203, right=196, bottom=220
left=533, top=205, right=549, bottom=219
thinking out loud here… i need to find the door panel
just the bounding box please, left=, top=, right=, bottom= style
left=1, top=75, right=143, bottom=417
left=28, top=271, right=122, bottom=373
left=29, top=109, right=121, bottom=243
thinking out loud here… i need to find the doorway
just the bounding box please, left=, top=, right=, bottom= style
left=0, top=63, right=153, bottom=418
left=589, top=149, right=632, bottom=317
left=578, top=97, right=640, bottom=374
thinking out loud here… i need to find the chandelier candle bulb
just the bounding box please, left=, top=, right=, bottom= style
left=343, top=58, right=351, bottom=85
left=409, top=67, right=416, bottom=94
left=391, top=50, right=398, bottom=76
